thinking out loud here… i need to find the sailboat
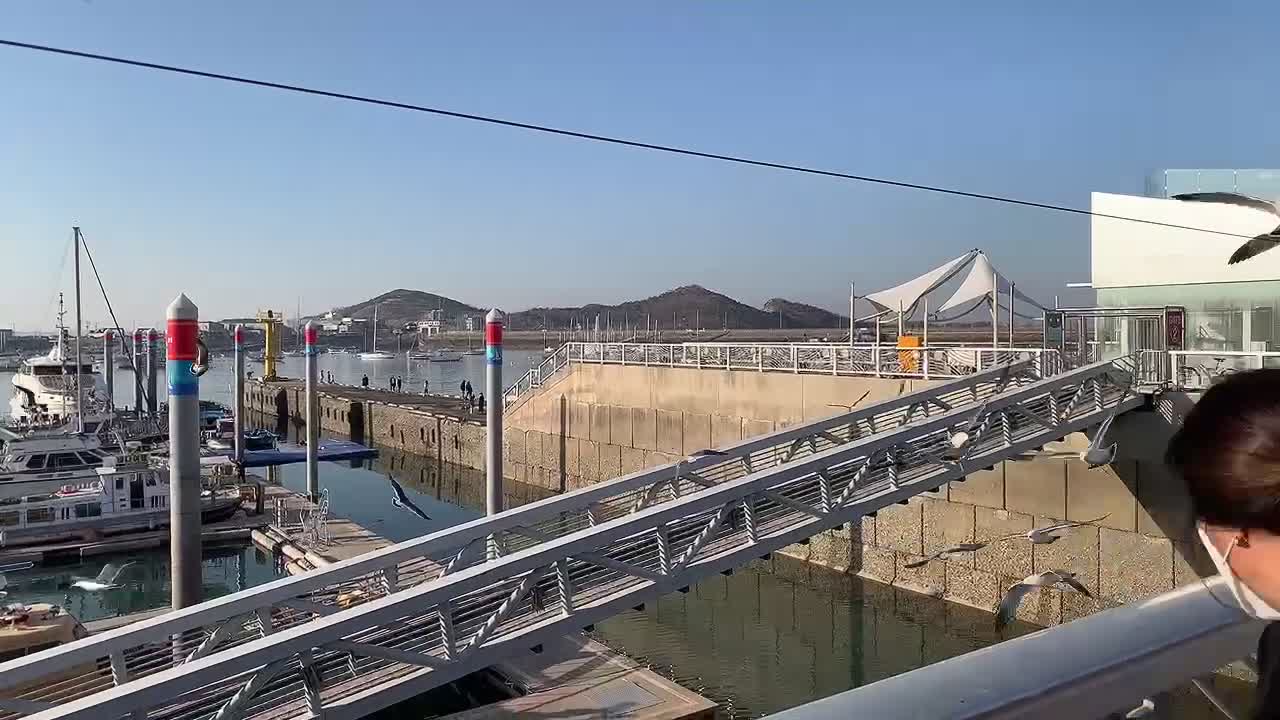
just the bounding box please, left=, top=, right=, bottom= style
left=359, top=304, right=395, bottom=360
left=463, top=334, right=484, bottom=356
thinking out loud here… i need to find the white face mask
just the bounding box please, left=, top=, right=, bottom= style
left=1198, top=524, right=1280, bottom=620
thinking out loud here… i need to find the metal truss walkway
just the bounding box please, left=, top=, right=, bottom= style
left=3, top=354, right=1142, bottom=720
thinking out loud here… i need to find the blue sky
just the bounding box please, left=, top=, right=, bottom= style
left=2, top=1, right=1278, bottom=330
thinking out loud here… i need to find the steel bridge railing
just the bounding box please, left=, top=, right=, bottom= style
left=0, top=360, right=1045, bottom=719
left=768, top=577, right=1261, bottom=720
left=504, top=341, right=1056, bottom=411
left=1170, top=349, right=1280, bottom=391
left=13, top=358, right=1139, bottom=720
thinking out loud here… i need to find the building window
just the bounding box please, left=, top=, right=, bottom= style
left=0, top=511, right=19, bottom=527
left=26, top=507, right=53, bottom=523
left=25, top=455, right=45, bottom=470
left=116, top=477, right=125, bottom=491
left=75, top=503, right=102, bottom=518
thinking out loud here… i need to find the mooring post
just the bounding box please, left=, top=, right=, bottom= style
left=305, top=321, right=320, bottom=500
left=167, top=295, right=202, bottom=610
left=486, top=309, right=505, bottom=559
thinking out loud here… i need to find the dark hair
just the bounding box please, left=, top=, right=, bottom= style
left=1167, top=369, right=1280, bottom=533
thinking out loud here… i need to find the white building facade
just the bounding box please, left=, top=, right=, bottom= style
left=1091, top=185, right=1280, bottom=352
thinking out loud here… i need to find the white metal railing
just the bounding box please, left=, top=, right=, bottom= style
left=768, top=577, right=1262, bottom=720
left=0, top=358, right=1140, bottom=720
left=1170, top=350, right=1280, bottom=391
left=504, top=342, right=1058, bottom=411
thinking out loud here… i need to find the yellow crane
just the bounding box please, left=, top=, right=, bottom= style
left=255, top=309, right=284, bottom=380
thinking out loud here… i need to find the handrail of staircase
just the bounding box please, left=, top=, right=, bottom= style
left=23, top=357, right=1139, bottom=720
left=0, top=358, right=1043, bottom=700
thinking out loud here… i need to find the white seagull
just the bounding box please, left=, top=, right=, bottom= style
left=1124, top=698, right=1157, bottom=718
left=999, top=515, right=1109, bottom=545
left=1172, top=192, right=1280, bottom=265
left=997, top=570, right=1092, bottom=628
left=903, top=542, right=988, bottom=569
left=71, top=562, right=137, bottom=592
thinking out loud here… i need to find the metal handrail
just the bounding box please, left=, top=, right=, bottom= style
left=768, top=577, right=1261, bottom=720
left=8, top=358, right=1138, bottom=720
left=504, top=341, right=1058, bottom=411
left=0, top=360, right=1046, bottom=710
left=1169, top=349, right=1280, bottom=390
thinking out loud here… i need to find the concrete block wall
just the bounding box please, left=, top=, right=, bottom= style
left=779, top=404, right=1215, bottom=627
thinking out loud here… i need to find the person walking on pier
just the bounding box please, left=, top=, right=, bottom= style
left=459, top=379, right=466, bottom=396
left=422, top=379, right=429, bottom=396
left=361, top=374, right=368, bottom=388
left=1167, top=370, right=1280, bottom=717
left=477, top=393, right=485, bottom=413
left=465, top=380, right=473, bottom=397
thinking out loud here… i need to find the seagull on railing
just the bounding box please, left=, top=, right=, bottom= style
left=903, top=543, right=988, bottom=568
left=998, top=516, right=1109, bottom=545
left=996, top=570, right=1092, bottom=628
left=388, top=477, right=431, bottom=522
left=1171, top=192, right=1280, bottom=264
left=71, top=562, right=137, bottom=592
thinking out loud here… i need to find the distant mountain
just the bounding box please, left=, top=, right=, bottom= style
left=507, top=285, right=844, bottom=331
left=762, top=298, right=847, bottom=329
left=327, top=289, right=484, bottom=328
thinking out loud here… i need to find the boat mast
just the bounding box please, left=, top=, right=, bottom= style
left=57, top=292, right=66, bottom=421
left=73, top=227, right=84, bottom=433
left=372, top=304, right=379, bottom=352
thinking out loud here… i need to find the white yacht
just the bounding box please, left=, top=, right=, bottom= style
left=0, top=431, right=115, bottom=500
left=9, top=306, right=104, bottom=425
left=426, top=348, right=463, bottom=362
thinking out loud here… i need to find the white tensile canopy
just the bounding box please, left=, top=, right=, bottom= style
left=935, top=252, right=1046, bottom=315
left=857, top=250, right=1046, bottom=346
left=863, top=250, right=978, bottom=319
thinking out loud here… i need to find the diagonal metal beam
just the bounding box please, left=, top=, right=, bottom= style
left=460, top=566, right=547, bottom=656
left=325, top=640, right=446, bottom=669
left=509, top=525, right=663, bottom=583
left=210, top=658, right=290, bottom=720
left=683, top=471, right=825, bottom=521
left=184, top=615, right=248, bottom=664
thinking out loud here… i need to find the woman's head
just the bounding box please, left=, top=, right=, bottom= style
left=1167, top=369, right=1280, bottom=613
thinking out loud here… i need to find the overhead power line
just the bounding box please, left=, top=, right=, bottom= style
left=0, top=37, right=1263, bottom=243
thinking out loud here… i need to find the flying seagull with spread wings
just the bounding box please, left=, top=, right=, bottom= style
left=1172, top=192, right=1280, bottom=264
left=996, top=570, right=1092, bottom=628
left=388, top=477, right=431, bottom=522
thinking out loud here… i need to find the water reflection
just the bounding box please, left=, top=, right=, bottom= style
left=590, top=556, right=1255, bottom=719
left=2, top=545, right=282, bottom=623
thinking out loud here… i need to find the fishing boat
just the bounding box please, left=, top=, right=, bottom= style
left=203, top=418, right=276, bottom=452
left=358, top=304, right=395, bottom=360
left=0, top=457, right=243, bottom=546
left=0, top=603, right=88, bottom=665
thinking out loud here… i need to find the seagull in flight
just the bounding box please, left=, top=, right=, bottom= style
left=1082, top=385, right=1131, bottom=468
left=999, top=516, right=1109, bottom=545
left=944, top=363, right=1018, bottom=460
left=71, top=562, right=137, bottom=592
left=903, top=542, right=987, bottom=568
left=996, top=570, right=1092, bottom=628
left=388, top=477, right=431, bottom=522
left=1172, top=192, right=1280, bottom=265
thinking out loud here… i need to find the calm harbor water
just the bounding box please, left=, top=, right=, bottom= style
left=2, top=545, right=282, bottom=623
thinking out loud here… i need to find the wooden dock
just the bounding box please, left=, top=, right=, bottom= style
left=0, top=518, right=258, bottom=565
left=438, top=634, right=718, bottom=720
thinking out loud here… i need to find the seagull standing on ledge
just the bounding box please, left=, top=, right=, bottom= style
left=1172, top=192, right=1280, bottom=264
